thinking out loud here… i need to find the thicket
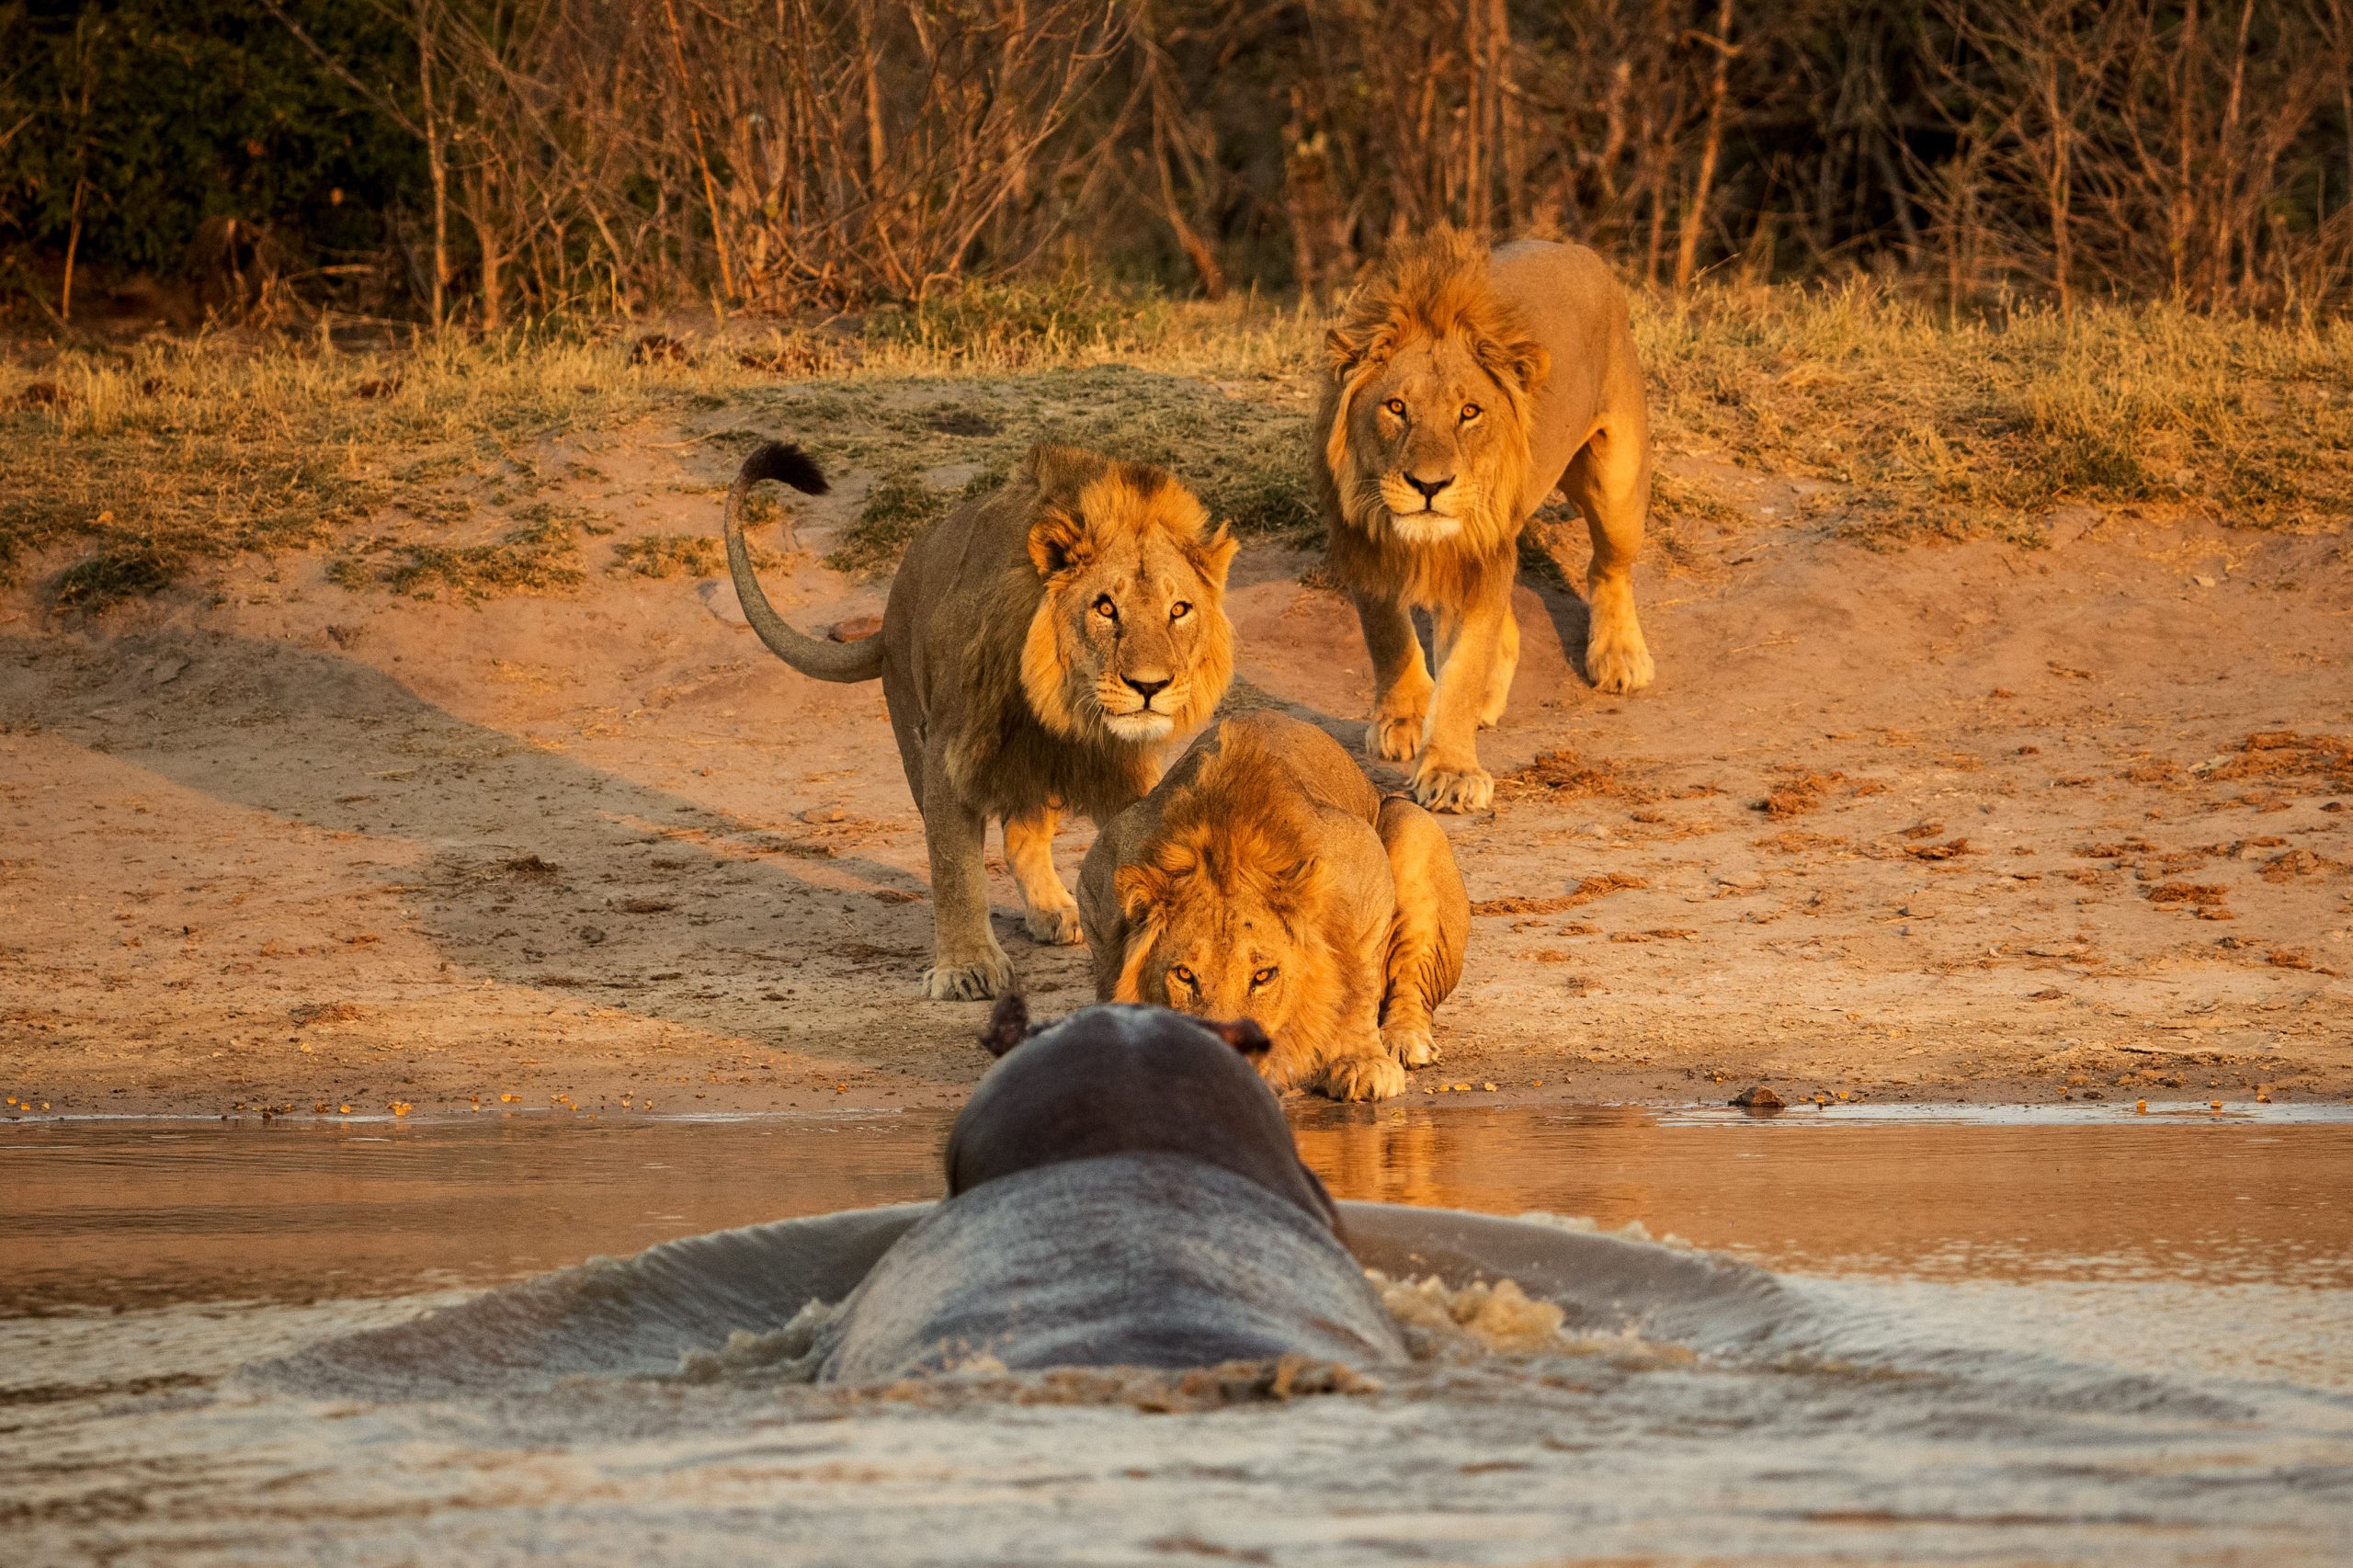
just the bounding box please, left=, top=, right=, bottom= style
left=6, top=2, right=2353, bottom=322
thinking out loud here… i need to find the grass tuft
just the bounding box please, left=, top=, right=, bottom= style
left=612, top=532, right=782, bottom=579
left=824, top=472, right=953, bottom=577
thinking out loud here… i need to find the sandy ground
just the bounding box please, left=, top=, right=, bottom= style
left=4, top=428, right=2349, bottom=1122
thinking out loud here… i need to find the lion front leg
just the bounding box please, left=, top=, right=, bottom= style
left=1374, top=797, right=1469, bottom=1068
left=1001, top=805, right=1081, bottom=946
left=1407, top=585, right=1509, bottom=813
left=919, top=759, right=1014, bottom=1000
left=1318, top=1051, right=1407, bottom=1102
left=1352, top=591, right=1433, bottom=763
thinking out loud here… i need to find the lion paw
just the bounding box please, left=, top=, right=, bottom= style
left=1022, top=903, right=1084, bottom=946
left=1319, top=1052, right=1408, bottom=1102
left=1586, top=630, right=1655, bottom=695
left=923, top=946, right=1014, bottom=1001
left=1381, top=1020, right=1439, bottom=1068
left=1408, top=757, right=1494, bottom=814
left=1366, top=711, right=1426, bottom=763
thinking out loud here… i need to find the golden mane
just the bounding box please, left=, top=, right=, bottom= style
left=1108, top=724, right=1357, bottom=1071
left=1314, top=229, right=1549, bottom=596
left=936, top=447, right=1234, bottom=824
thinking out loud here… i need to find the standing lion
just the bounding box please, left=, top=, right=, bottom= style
left=724, top=441, right=1236, bottom=1000
left=1314, top=231, right=1655, bottom=813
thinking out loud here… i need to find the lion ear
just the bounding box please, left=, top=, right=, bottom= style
left=1266, top=856, right=1323, bottom=915
left=1114, top=863, right=1167, bottom=926
left=1483, top=335, right=1551, bottom=400
left=1324, top=323, right=1366, bottom=377
left=1027, top=508, right=1094, bottom=579
left=1191, top=524, right=1238, bottom=589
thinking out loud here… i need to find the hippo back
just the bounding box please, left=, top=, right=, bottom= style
left=814, top=1153, right=1404, bottom=1382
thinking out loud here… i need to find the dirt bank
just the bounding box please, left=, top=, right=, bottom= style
left=4, top=426, right=2348, bottom=1121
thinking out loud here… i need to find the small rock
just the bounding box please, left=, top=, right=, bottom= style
left=1731, top=1085, right=1783, bottom=1110
left=152, top=656, right=188, bottom=686
left=576, top=925, right=608, bottom=946
left=699, top=580, right=750, bottom=628
left=2192, top=574, right=2217, bottom=589
left=828, top=614, right=884, bottom=642
left=801, top=807, right=847, bottom=824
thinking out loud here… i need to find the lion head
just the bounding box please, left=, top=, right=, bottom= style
left=1105, top=740, right=1345, bottom=1088
left=1319, top=230, right=1550, bottom=553
left=1015, top=446, right=1237, bottom=746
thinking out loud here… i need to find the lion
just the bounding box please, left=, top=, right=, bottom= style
left=1076, top=710, right=1469, bottom=1101
left=1314, top=230, right=1655, bottom=813
left=723, top=440, right=1237, bottom=1000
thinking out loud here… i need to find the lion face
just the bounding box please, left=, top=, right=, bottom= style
left=1341, top=338, right=1533, bottom=545
left=1322, top=232, right=1550, bottom=552
left=1019, top=452, right=1237, bottom=745
left=1111, top=853, right=1328, bottom=1085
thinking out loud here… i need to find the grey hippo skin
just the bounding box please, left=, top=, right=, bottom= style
left=814, top=999, right=1407, bottom=1382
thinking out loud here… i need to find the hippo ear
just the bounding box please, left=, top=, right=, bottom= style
left=1204, top=1017, right=1271, bottom=1062
left=980, top=993, right=1030, bottom=1057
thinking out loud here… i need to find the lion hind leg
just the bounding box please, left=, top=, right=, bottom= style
left=1375, top=796, right=1469, bottom=1068
left=1563, top=431, right=1654, bottom=695
left=1002, top=805, right=1082, bottom=946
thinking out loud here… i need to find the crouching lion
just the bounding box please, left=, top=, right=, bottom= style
left=1076, top=710, right=1469, bottom=1101
left=723, top=441, right=1236, bottom=999
left=1315, top=230, right=1656, bottom=813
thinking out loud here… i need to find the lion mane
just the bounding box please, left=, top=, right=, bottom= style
left=1077, top=711, right=1469, bottom=1100
left=1314, top=229, right=1549, bottom=605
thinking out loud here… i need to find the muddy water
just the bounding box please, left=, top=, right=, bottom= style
left=7, top=1107, right=2352, bottom=1564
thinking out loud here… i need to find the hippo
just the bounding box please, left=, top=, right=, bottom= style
left=813, top=997, right=1407, bottom=1381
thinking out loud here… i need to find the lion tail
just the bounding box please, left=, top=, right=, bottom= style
left=722, top=440, right=886, bottom=683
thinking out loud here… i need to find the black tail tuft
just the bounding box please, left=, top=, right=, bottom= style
left=741, top=440, right=830, bottom=496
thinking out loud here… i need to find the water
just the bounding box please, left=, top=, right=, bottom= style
left=7, top=1106, right=2352, bottom=1563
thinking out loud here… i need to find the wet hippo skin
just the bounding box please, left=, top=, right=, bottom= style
left=813, top=1000, right=1407, bottom=1381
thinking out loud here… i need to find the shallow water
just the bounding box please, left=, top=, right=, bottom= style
left=7, top=1106, right=2352, bottom=1564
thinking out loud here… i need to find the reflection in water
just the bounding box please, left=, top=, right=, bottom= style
left=8, top=1106, right=2350, bottom=1315
left=6, top=1108, right=2352, bottom=1566
left=1, top=1112, right=949, bottom=1313
left=1291, top=1105, right=2353, bottom=1286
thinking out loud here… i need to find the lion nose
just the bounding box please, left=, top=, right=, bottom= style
left=1406, top=472, right=1454, bottom=502
left=1125, top=675, right=1172, bottom=705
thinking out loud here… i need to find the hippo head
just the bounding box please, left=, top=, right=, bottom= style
left=945, top=996, right=1339, bottom=1231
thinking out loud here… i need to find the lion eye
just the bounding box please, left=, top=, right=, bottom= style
left=1382, top=398, right=1407, bottom=417
left=1170, top=965, right=1197, bottom=988
left=1250, top=966, right=1279, bottom=988
left=1093, top=595, right=1118, bottom=620
left=1169, top=600, right=1191, bottom=621
left=1461, top=403, right=1482, bottom=422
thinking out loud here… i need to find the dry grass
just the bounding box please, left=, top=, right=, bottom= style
left=1640, top=285, right=2353, bottom=546
left=5, top=281, right=2350, bottom=611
